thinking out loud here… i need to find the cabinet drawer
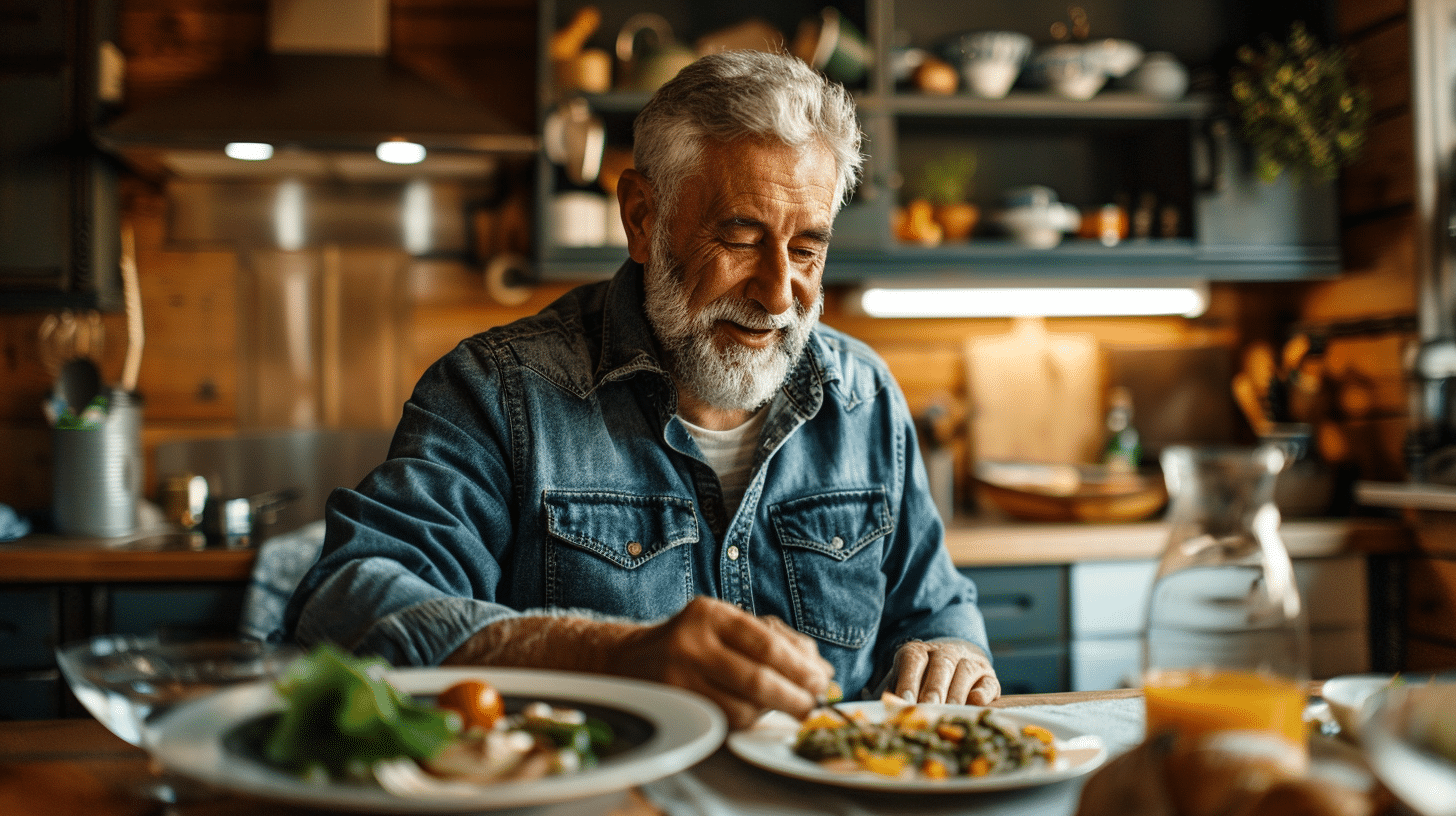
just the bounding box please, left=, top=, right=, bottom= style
left=0, top=587, right=60, bottom=670
left=107, top=584, right=247, bottom=639
left=986, top=644, right=1067, bottom=696
left=960, top=566, right=1066, bottom=644
left=0, top=676, right=60, bottom=721
left=1070, top=561, right=1158, bottom=638
left=1071, top=637, right=1142, bottom=692
left=1072, top=556, right=1370, bottom=638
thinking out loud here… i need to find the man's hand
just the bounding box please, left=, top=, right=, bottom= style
left=888, top=639, right=999, bottom=705
left=610, top=597, right=834, bottom=729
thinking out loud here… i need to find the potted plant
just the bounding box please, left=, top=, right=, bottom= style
left=1229, top=22, right=1371, bottom=183
left=917, top=150, right=980, bottom=242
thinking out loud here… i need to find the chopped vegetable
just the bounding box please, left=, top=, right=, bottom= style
left=793, top=696, right=1057, bottom=780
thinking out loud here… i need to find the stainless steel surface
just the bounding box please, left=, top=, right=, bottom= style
left=97, top=0, right=535, bottom=173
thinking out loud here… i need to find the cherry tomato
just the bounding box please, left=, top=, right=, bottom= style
left=435, top=679, right=505, bottom=731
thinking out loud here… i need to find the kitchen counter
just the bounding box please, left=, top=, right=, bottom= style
left=943, top=515, right=1411, bottom=566
left=0, top=516, right=1411, bottom=583
left=0, top=530, right=255, bottom=582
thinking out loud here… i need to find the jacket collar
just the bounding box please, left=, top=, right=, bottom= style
left=595, top=260, right=835, bottom=419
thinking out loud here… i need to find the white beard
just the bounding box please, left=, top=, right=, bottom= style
left=643, top=225, right=822, bottom=412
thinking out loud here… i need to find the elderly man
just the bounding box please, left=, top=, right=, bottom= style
left=285, top=50, right=997, bottom=729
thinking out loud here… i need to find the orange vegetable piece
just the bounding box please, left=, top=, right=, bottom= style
left=853, top=746, right=908, bottom=777
left=799, top=712, right=846, bottom=731
left=435, top=679, right=505, bottom=731
left=921, top=757, right=950, bottom=779
left=936, top=722, right=966, bottom=743
left=969, top=756, right=991, bottom=776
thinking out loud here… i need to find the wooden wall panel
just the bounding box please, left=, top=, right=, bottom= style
left=1346, top=19, right=1412, bottom=115
left=1338, top=0, right=1407, bottom=34
left=1341, top=112, right=1416, bottom=216
left=1406, top=557, right=1456, bottom=643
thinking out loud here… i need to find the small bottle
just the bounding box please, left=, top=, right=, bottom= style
left=1142, top=444, right=1310, bottom=757
left=1102, top=386, right=1141, bottom=474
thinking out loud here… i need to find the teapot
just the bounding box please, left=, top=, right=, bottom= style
left=616, top=13, right=696, bottom=93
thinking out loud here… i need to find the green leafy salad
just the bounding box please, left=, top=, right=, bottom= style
left=247, top=644, right=614, bottom=788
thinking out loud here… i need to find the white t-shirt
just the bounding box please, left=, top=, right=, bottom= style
left=679, top=409, right=768, bottom=517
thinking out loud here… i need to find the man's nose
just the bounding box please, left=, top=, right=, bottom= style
left=748, top=246, right=795, bottom=316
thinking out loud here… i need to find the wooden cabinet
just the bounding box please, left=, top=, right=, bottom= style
left=534, top=0, right=1339, bottom=283
left=0, top=0, right=121, bottom=311
left=0, top=581, right=248, bottom=720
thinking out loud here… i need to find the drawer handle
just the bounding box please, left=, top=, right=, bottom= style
left=981, top=594, right=1035, bottom=617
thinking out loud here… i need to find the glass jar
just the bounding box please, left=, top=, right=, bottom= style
left=1142, top=444, right=1311, bottom=753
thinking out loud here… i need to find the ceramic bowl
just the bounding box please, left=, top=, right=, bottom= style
left=1026, top=44, right=1107, bottom=100
left=1084, top=38, right=1144, bottom=78
left=941, top=30, right=1033, bottom=99
left=1361, top=680, right=1456, bottom=816
left=1127, top=52, right=1190, bottom=100
left=1325, top=672, right=1456, bottom=743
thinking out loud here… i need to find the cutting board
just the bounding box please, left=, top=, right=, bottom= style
left=965, top=317, right=1105, bottom=464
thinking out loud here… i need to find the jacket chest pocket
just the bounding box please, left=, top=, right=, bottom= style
left=771, top=488, right=890, bottom=649
left=543, top=490, right=697, bottom=619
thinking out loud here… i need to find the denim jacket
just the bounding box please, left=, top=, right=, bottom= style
left=284, top=260, right=988, bottom=699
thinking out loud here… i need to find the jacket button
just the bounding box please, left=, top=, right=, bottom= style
left=627, top=541, right=643, bottom=557
left=726, top=545, right=740, bottom=561
left=830, top=536, right=844, bottom=550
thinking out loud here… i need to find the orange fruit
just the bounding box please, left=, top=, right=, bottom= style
left=435, top=679, right=505, bottom=731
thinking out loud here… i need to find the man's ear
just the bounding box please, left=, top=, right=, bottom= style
left=616, top=168, right=655, bottom=264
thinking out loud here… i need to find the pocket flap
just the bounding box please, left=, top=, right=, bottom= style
left=544, top=490, right=699, bottom=569
left=770, top=488, right=891, bottom=562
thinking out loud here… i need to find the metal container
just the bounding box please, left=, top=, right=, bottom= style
left=52, top=390, right=143, bottom=537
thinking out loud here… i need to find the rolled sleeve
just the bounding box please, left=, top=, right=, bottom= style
left=293, top=556, right=521, bottom=666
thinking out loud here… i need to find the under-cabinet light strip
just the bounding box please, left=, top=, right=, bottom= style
left=852, top=284, right=1208, bottom=318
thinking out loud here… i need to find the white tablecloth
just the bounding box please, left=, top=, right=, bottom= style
left=643, top=696, right=1145, bottom=816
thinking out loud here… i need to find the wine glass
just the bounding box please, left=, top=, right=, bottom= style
left=55, top=633, right=299, bottom=804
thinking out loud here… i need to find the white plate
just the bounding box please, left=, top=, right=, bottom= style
left=151, top=666, right=726, bottom=813
left=726, top=700, right=1107, bottom=793
left=1323, top=672, right=1456, bottom=743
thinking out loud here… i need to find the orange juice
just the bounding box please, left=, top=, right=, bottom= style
left=1143, top=668, right=1307, bottom=748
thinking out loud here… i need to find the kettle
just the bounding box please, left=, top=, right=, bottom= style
left=616, top=13, right=696, bottom=93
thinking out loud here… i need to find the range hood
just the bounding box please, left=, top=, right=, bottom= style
left=99, top=0, right=536, bottom=178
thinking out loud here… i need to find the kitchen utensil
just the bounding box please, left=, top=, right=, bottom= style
left=616, top=13, right=696, bottom=92
left=791, top=7, right=870, bottom=86
left=38, top=309, right=104, bottom=375
left=965, top=316, right=1103, bottom=465
left=120, top=223, right=144, bottom=393
left=58, top=356, right=103, bottom=416
left=940, top=31, right=1032, bottom=99
left=543, top=97, right=604, bottom=186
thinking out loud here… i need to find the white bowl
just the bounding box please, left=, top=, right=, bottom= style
left=1028, top=44, right=1107, bottom=100
left=1362, top=681, right=1456, bottom=816
left=1324, top=672, right=1456, bottom=743
left=1127, top=52, right=1189, bottom=100
left=942, top=31, right=1032, bottom=99
left=1085, top=38, right=1144, bottom=78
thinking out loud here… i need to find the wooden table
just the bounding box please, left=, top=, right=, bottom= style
left=0, top=690, right=1139, bottom=816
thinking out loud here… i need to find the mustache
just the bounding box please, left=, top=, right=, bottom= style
left=700, top=296, right=807, bottom=331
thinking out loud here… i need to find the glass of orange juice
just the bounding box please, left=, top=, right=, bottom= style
left=1143, top=444, right=1311, bottom=753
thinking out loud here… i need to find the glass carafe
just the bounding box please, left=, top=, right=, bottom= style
left=1142, top=444, right=1310, bottom=753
